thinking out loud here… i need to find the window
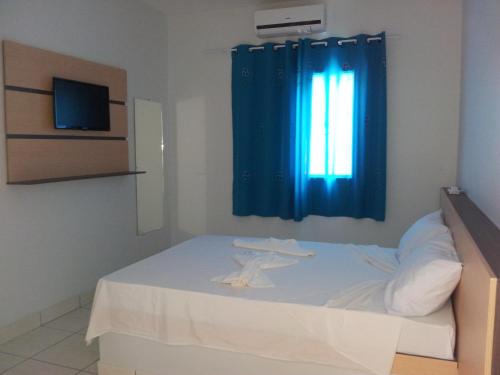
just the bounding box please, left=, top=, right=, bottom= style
left=232, top=35, right=387, bottom=221
left=308, top=71, right=354, bottom=179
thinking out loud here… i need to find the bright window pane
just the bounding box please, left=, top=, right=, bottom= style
left=330, top=72, right=354, bottom=177
left=309, top=71, right=354, bottom=179
left=328, top=74, right=338, bottom=177
left=309, top=74, right=326, bottom=176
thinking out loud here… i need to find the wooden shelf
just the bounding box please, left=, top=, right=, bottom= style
left=7, top=171, right=145, bottom=185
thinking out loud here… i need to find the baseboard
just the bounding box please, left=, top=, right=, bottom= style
left=0, top=288, right=95, bottom=344
left=79, top=290, right=95, bottom=308
left=0, top=312, right=40, bottom=345
left=41, top=296, right=80, bottom=324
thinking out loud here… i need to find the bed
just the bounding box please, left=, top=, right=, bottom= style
left=87, top=189, right=500, bottom=375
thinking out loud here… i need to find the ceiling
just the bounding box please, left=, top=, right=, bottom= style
left=142, top=0, right=294, bottom=15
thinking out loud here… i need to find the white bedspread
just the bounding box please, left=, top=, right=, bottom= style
left=86, top=236, right=450, bottom=375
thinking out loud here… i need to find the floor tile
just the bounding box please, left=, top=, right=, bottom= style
left=44, top=309, right=90, bottom=333
left=2, top=359, right=77, bottom=375
left=0, top=327, right=72, bottom=358
left=34, top=334, right=98, bottom=370
left=0, top=313, right=40, bottom=346
left=0, top=352, right=24, bottom=373
left=82, top=361, right=97, bottom=374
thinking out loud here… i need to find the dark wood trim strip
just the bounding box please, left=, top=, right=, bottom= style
left=7, top=171, right=145, bottom=185
left=110, top=99, right=126, bottom=106
left=5, top=85, right=52, bottom=96
left=7, top=134, right=127, bottom=141
left=4, top=85, right=127, bottom=106
left=445, top=189, right=500, bottom=277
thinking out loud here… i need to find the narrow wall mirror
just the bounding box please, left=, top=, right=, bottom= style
left=135, top=99, right=164, bottom=235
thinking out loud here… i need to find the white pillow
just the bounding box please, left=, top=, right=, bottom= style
left=385, top=233, right=462, bottom=317
left=397, top=210, right=449, bottom=262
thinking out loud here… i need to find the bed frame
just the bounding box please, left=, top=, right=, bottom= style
left=97, top=189, right=500, bottom=375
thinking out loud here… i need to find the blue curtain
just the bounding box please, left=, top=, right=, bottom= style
left=232, top=33, right=386, bottom=222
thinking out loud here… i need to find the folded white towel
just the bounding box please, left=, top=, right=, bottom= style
left=233, top=251, right=299, bottom=269
left=233, top=238, right=316, bottom=257
left=212, top=260, right=274, bottom=288
left=212, top=252, right=299, bottom=288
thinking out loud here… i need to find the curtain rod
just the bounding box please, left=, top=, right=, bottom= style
left=204, top=34, right=400, bottom=55
left=234, top=37, right=379, bottom=53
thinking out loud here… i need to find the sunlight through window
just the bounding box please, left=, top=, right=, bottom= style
left=309, top=71, right=354, bottom=179
left=309, top=74, right=326, bottom=176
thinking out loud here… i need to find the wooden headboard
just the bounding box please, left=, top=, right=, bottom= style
left=441, top=189, right=500, bottom=375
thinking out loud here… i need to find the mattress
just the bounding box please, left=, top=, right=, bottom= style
left=87, top=235, right=455, bottom=374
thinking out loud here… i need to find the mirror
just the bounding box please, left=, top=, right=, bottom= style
left=134, top=98, right=164, bottom=234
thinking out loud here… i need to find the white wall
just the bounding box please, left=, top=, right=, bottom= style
left=458, top=0, right=500, bottom=228
left=0, top=0, right=169, bottom=327
left=166, top=0, right=463, bottom=247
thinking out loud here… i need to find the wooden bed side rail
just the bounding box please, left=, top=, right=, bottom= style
left=441, top=189, right=500, bottom=375
left=392, top=354, right=457, bottom=375
left=98, top=362, right=135, bottom=375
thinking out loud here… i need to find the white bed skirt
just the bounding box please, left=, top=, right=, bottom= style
left=99, top=332, right=372, bottom=375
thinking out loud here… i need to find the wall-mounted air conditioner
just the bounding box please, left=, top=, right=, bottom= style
left=255, top=4, right=326, bottom=38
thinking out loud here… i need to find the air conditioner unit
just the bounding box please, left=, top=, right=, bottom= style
left=255, top=4, right=326, bottom=38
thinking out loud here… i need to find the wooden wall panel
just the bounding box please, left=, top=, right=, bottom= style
left=3, top=40, right=127, bottom=102
left=3, top=40, right=131, bottom=183
left=6, top=139, right=129, bottom=183
left=5, top=90, right=128, bottom=138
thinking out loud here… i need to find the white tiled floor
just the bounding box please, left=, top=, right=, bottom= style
left=0, top=308, right=98, bottom=375
left=44, top=309, right=91, bottom=334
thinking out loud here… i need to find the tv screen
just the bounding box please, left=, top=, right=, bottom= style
left=53, top=77, right=110, bottom=131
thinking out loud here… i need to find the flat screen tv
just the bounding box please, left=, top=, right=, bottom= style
left=53, top=77, right=110, bottom=131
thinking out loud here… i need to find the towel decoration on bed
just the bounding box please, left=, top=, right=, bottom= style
left=325, top=280, right=388, bottom=310
left=348, top=245, right=398, bottom=274
left=324, top=246, right=398, bottom=310
left=233, top=238, right=316, bottom=257
left=211, top=251, right=299, bottom=288
left=227, top=239, right=396, bottom=290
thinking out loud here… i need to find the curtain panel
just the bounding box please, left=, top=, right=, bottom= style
left=232, top=33, right=386, bottom=222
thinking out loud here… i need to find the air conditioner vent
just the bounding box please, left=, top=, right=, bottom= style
left=255, top=5, right=326, bottom=38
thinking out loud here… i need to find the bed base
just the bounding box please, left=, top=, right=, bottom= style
left=97, top=332, right=458, bottom=375
left=97, top=355, right=457, bottom=375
